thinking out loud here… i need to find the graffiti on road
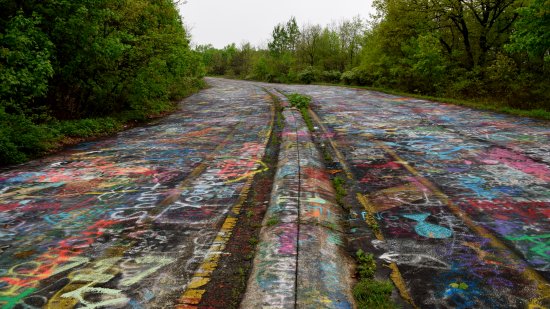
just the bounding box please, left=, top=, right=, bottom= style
left=277, top=83, right=550, bottom=308
left=0, top=79, right=273, bottom=308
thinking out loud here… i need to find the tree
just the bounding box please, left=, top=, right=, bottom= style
left=268, top=16, right=300, bottom=55
left=298, top=24, right=322, bottom=66
left=506, top=0, right=550, bottom=63
left=338, top=16, right=365, bottom=69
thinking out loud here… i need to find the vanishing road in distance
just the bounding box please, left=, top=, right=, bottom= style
left=1, top=78, right=549, bottom=308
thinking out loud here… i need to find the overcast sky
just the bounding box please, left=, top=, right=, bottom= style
left=178, top=0, right=375, bottom=48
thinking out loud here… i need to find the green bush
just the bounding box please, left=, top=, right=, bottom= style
left=341, top=68, right=367, bottom=85
left=287, top=93, right=312, bottom=109
left=321, top=70, right=342, bottom=83
left=356, top=249, right=376, bottom=279
left=0, top=107, right=59, bottom=164
left=297, top=67, right=318, bottom=84
left=341, top=70, right=357, bottom=85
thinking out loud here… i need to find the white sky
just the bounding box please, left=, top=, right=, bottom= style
left=178, top=0, right=375, bottom=48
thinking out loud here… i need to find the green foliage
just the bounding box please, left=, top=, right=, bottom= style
left=353, top=249, right=399, bottom=308
left=0, top=0, right=204, bottom=165
left=268, top=17, right=300, bottom=55
left=0, top=11, right=53, bottom=113
left=197, top=3, right=549, bottom=111
left=506, top=0, right=550, bottom=62
left=54, top=117, right=122, bottom=138
left=356, top=249, right=376, bottom=279
left=297, top=67, right=318, bottom=84
left=321, top=70, right=342, bottom=83
left=287, top=93, right=312, bottom=109
left=332, top=176, right=348, bottom=206
left=198, top=17, right=366, bottom=84
left=400, top=34, right=448, bottom=93
left=266, top=217, right=280, bottom=226
left=0, top=107, right=59, bottom=164
left=353, top=279, right=398, bottom=309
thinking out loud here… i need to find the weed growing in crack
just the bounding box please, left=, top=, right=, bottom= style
left=353, top=279, right=396, bottom=309
left=332, top=176, right=347, bottom=207
left=356, top=249, right=376, bottom=279
left=266, top=216, right=280, bottom=226
left=353, top=250, right=399, bottom=308
left=286, top=93, right=315, bottom=132
left=248, top=236, right=258, bottom=247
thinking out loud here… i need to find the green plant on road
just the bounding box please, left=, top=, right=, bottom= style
left=354, top=279, right=396, bottom=308
left=332, top=176, right=348, bottom=207
left=356, top=249, right=376, bottom=279
left=353, top=249, right=399, bottom=308
left=287, top=93, right=311, bottom=109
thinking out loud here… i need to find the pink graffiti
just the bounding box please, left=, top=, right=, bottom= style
left=276, top=224, right=298, bottom=255
left=484, top=148, right=550, bottom=181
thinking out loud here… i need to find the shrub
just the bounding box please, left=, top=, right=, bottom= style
left=298, top=67, right=318, bottom=84
left=287, top=93, right=312, bottom=109
left=0, top=107, right=60, bottom=165
left=341, top=70, right=357, bottom=85
left=321, top=70, right=342, bottom=83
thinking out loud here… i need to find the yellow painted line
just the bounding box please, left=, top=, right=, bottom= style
left=308, top=108, right=354, bottom=180
left=176, top=91, right=275, bottom=308
left=370, top=138, right=550, bottom=307
left=307, top=108, right=417, bottom=307
left=356, top=193, right=417, bottom=307
left=175, top=158, right=255, bottom=308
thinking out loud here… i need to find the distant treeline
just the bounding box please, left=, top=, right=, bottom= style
left=1, top=0, right=205, bottom=164
left=198, top=0, right=549, bottom=110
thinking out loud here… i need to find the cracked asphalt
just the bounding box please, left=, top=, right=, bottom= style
left=1, top=78, right=549, bottom=308
left=273, top=82, right=550, bottom=308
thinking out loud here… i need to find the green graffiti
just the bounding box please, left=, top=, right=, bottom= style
left=506, top=234, right=550, bottom=259
left=0, top=288, right=37, bottom=309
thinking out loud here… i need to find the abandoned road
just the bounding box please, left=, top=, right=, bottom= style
left=0, top=79, right=275, bottom=308
left=1, top=78, right=549, bottom=308
left=273, top=82, right=550, bottom=308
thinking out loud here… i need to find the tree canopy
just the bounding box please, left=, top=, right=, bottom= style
left=0, top=0, right=204, bottom=165
left=198, top=2, right=549, bottom=109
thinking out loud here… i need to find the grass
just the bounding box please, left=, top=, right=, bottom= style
left=353, top=249, right=399, bottom=309
left=356, top=249, right=376, bottom=279
left=230, top=266, right=249, bottom=308
left=266, top=216, right=280, bottom=227
left=248, top=236, right=259, bottom=247
left=286, top=93, right=315, bottom=132
left=353, top=279, right=397, bottom=309
left=315, top=82, right=550, bottom=121
left=322, top=148, right=333, bottom=162
left=332, top=176, right=347, bottom=208
left=263, top=87, right=285, bottom=147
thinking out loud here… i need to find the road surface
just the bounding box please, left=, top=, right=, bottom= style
left=273, top=82, right=550, bottom=308
left=0, top=79, right=274, bottom=308
left=1, top=78, right=549, bottom=308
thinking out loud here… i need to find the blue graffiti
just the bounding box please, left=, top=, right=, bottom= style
left=458, top=175, right=499, bottom=200
left=402, top=213, right=452, bottom=239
